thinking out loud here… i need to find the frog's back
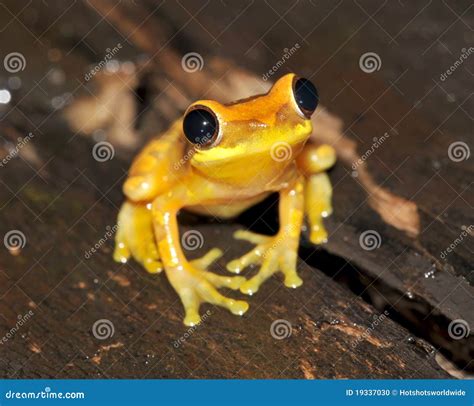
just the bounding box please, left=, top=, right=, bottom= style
left=123, top=120, right=189, bottom=202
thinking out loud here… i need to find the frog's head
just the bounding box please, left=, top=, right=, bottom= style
left=182, top=73, right=318, bottom=185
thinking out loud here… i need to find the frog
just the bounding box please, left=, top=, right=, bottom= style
left=113, top=73, right=336, bottom=326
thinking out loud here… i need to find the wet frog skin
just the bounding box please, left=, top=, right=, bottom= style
left=114, top=73, right=336, bottom=326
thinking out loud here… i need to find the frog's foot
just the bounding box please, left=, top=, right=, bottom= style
left=226, top=230, right=302, bottom=295
left=113, top=201, right=163, bottom=274
left=167, top=248, right=249, bottom=326
left=308, top=217, right=330, bottom=245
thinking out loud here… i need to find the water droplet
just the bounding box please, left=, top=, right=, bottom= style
left=424, top=269, right=436, bottom=279
left=105, top=60, right=120, bottom=73
left=51, top=96, right=65, bottom=109
left=8, top=76, right=22, bottom=90
left=48, top=68, right=65, bottom=85
left=432, top=160, right=441, bottom=170
left=0, top=89, right=12, bottom=104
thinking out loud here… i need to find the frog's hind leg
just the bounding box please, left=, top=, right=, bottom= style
left=297, top=143, right=336, bottom=244
left=114, top=201, right=163, bottom=274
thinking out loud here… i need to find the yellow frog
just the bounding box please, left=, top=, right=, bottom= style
left=113, top=73, right=336, bottom=326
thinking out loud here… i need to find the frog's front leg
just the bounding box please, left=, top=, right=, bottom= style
left=152, top=193, right=249, bottom=326
left=227, top=177, right=305, bottom=295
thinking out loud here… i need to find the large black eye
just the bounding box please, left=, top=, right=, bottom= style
left=293, top=77, right=319, bottom=118
left=183, top=107, right=219, bottom=146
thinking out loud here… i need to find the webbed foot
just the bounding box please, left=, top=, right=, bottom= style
left=167, top=248, right=249, bottom=326
left=226, top=230, right=302, bottom=295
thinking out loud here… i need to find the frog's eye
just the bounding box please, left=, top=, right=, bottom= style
left=293, top=77, right=319, bottom=118
left=183, top=106, right=219, bottom=147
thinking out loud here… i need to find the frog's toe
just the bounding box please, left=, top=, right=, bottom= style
left=233, top=229, right=271, bottom=245
left=174, top=272, right=249, bottom=326
left=113, top=241, right=130, bottom=264
left=143, top=258, right=163, bottom=274
left=190, top=248, right=223, bottom=270
left=309, top=224, right=328, bottom=245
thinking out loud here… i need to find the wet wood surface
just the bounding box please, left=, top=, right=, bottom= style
left=0, top=0, right=472, bottom=378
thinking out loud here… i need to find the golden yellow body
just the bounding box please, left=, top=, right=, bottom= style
left=114, top=74, right=336, bottom=326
